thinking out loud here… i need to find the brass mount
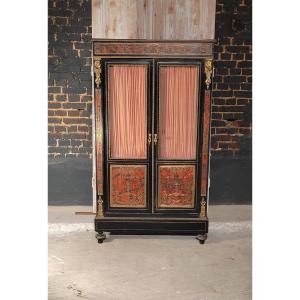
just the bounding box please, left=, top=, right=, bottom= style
left=204, top=59, right=213, bottom=90
left=97, top=196, right=104, bottom=218
left=94, top=58, right=102, bottom=89
left=199, top=197, right=207, bottom=219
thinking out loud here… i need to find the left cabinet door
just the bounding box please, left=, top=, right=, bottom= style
left=102, top=59, right=153, bottom=215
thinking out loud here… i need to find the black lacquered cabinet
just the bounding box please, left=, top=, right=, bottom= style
left=92, top=41, right=214, bottom=244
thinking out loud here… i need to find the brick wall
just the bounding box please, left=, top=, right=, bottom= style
left=48, top=0, right=252, bottom=158
left=48, top=0, right=92, bottom=158
left=212, top=0, right=252, bottom=155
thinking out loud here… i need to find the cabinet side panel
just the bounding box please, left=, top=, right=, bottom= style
left=95, top=89, right=103, bottom=195
left=201, top=90, right=211, bottom=196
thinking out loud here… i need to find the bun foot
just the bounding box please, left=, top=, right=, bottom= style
left=196, top=233, right=207, bottom=245
left=95, top=232, right=106, bottom=244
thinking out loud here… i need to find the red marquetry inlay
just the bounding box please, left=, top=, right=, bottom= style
left=158, top=166, right=195, bottom=208
left=110, top=165, right=147, bottom=208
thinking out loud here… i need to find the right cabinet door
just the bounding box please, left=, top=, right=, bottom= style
left=154, top=61, right=202, bottom=215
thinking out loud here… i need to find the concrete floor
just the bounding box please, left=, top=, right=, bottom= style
left=49, top=205, right=252, bottom=300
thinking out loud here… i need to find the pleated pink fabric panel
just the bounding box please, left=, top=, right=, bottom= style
left=108, top=65, right=147, bottom=159
left=159, top=66, right=199, bottom=160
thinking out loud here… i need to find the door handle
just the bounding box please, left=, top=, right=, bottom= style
left=153, top=134, right=158, bottom=145
left=148, top=133, right=152, bottom=145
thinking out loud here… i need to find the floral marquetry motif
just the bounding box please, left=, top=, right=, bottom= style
left=110, top=165, right=147, bottom=208
left=158, top=166, right=195, bottom=208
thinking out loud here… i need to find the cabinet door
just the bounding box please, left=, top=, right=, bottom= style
left=154, top=61, right=202, bottom=214
left=103, top=60, right=152, bottom=214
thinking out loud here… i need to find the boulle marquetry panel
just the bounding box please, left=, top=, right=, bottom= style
left=109, top=165, right=147, bottom=208
left=157, top=165, right=196, bottom=209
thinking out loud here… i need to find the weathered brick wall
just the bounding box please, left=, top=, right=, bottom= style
left=212, top=0, right=252, bottom=155
left=48, top=0, right=252, bottom=158
left=48, top=0, right=92, bottom=158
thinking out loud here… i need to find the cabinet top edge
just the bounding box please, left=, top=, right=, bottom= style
left=92, top=39, right=216, bottom=44
left=93, top=41, right=215, bottom=57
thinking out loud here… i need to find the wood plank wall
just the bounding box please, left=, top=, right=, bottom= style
left=92, top=0, right=216, bottom=40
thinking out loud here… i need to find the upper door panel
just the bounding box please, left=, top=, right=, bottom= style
left=157, top=63, right=201, bottom=161
left=104, top=60, right=152, bottom=162
left=107, top=64, right=148, bottom=160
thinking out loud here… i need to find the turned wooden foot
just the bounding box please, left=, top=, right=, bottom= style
left=196, top=234, right=207, bottom=245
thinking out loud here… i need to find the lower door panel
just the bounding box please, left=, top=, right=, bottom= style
left=109, top=164, right=148, bottom=209
left=106, top=162, right=152, bottom=213
left=156, top=164, right=197, bottom=209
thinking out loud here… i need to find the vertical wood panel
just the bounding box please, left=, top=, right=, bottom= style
left=199, top=0, right=216, bottom=40
left=92, top=0, right=216, bottom=40
left=152, top=0, right=163, bottom=39
left=136, top=0, right=153, bottom=39
left=92, top=0, right=101, bottom=39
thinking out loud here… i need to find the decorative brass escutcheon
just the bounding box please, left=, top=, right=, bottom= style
left=153, top=134, right=158, bottom=145
left=148, top=133, right=152, bottom=144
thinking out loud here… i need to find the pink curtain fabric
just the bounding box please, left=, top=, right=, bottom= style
left=108, top=65, right=147, bottom=159
left=159, top=66, right=199, bottom=160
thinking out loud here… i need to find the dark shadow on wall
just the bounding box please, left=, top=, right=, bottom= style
left=48, top=157, right=93, bottom=205
left=209, top=134, right=252, bottom=204
left=209, top=156, right=252, bottom=204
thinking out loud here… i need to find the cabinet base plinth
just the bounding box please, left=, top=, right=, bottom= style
left=95, top=217, right=208, bottom=243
